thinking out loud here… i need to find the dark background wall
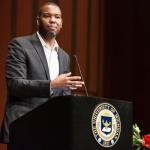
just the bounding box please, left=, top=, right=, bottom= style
left=1, top=0, right=150, bottom=149
left=104, top=0, right=150, bottom=134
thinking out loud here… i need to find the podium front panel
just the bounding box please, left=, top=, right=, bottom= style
left=9, top=96, right=132, bottom=150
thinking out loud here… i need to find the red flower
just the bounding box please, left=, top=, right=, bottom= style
left=142, top=134, right=150, bottom=148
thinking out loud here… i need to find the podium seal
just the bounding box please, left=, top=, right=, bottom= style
left=92, top=102, right=121, bottom=148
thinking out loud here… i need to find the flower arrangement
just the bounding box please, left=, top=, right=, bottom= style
left=133, top=124, right=150, bottom=150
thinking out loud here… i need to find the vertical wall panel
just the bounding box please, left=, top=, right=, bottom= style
left=0, top=0, right=11, bottom=149
left=15, top=0, right=33, bottom=36
left=0, top=144, right=7, bottom=150
left=57, top=0, right=73, bottom=56
left=88, top=0, right=101, bottom=95
left=0, top=0, right=11, bottom=130
left=75, top=0, right=88, bottom=86
left=96, top=0, right=105, bottom=96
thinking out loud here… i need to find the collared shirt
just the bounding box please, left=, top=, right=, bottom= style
left=37, top=32, right=59, bottom=80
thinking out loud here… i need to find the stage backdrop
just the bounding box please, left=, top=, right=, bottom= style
left=1, top=0, right=150, bottom=149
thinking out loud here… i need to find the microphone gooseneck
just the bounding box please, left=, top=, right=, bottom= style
left=73, top=54, right=88, bottom=96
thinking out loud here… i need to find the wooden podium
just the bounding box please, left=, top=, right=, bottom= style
left=9, top=96, right=132, bottom=150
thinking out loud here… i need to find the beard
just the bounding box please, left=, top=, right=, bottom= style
left=39, top=27, right=57, bottom=39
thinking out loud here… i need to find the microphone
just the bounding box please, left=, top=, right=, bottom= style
left=73, top=54, right=88, bottom=96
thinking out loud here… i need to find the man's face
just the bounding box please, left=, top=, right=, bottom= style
left=37, top=4, right=63, bottom=38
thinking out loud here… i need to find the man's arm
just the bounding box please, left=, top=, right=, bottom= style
left=6, top=38, right=84, bottom=98
left=6, top=39, right=51, bottom=98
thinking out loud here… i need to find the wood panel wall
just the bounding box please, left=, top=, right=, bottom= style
left=104, top=0, right=150, bottom=135
left=0, top=2, right=11, bottom=149
left=0, top=0, right=104, bottom=149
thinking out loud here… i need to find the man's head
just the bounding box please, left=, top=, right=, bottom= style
left=36, top=2, right=63, bottom=39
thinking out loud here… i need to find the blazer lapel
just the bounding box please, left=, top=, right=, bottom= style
left=30, top=33, right=50, bottom=80
left=58, top=49, right=64, bottom=75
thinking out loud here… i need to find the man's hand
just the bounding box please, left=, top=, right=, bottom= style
left=51, top=72, right=84, bottom=90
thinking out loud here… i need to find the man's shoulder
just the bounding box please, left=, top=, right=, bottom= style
left=11, top=33, right=37, bottom=43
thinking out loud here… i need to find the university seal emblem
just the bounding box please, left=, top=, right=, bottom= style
left=91, top=102, right=121, bottom=148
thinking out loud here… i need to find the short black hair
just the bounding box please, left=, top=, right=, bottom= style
left=37, top=1, right=61, bottom=17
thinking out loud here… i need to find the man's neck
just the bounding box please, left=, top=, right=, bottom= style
left=40, top=32, right=56, bottom=47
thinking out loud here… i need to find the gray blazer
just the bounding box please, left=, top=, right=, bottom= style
left=0, top=33, right=71, bottom=143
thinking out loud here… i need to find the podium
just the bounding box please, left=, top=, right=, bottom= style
left=9, top=96, right=132, bottom=150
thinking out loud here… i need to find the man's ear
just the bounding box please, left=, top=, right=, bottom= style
left=36, top=17, right=40, bottom=26
left=60, top=19, right=63, bottom=28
